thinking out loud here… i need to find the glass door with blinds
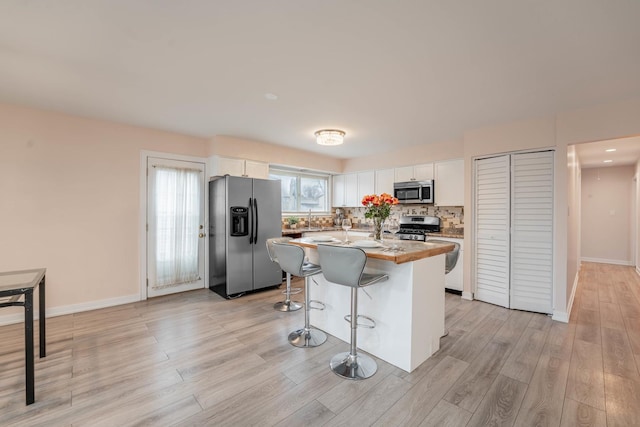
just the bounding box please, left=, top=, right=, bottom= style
left=474, top=150, right=554, bottom=314
left=147, top=157, right=206, bottom=297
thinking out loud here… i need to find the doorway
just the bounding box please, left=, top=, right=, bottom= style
left=573, top=136, right=640, bottom=268
left=142, top=154, right=207, bottom=298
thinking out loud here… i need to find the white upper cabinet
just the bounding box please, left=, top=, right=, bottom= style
left=394, top=163, right=433, bottom=182
left=332, top=174, right=346, bottom=207
left=434, top=159, right=464, bottom=206
left=210, top=156, right=270, bottom=179
left=344, top=173, right=359, bottom=207
left=358, top=171, right=375, bottom=198
left=375, top=168, right=395, bottom=195
left=212, top=156, right=244, bottom=177
left=244, top=160, right=270, bottom=179
left=332, top=171, right=374, bottom=207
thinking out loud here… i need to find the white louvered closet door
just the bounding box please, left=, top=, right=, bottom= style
left=474, top=155, right=511, bottom=308
left=510, top=151, right=553, bottom=313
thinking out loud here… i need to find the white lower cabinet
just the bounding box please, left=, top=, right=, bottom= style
left=429, top=236, right=463, bottom=291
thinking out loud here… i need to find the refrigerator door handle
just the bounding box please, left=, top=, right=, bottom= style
left=253, top=197, right=259, bottom=245
left=248, top=197, right=254, bottom=244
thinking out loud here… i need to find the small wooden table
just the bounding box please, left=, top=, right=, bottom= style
left=0, top=268, right=47, bottom=405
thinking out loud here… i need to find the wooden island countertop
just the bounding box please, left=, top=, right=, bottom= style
left=289, top=238, right=455, bottom=264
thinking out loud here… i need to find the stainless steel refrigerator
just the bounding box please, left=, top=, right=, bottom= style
left=209, top=175, right=282, bottom=298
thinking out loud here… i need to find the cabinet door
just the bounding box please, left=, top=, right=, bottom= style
left=344, top=173, right=359, bottom=206
left=332, top=174, right=345, bottom=207
left=434, top=159, right=464, bottom=206
left=394, top=166, right=414, bottom=182
left=509, top=151, right=553, bottom=314
left=414, top=163, right=434, bottom=181
left=375, top=168, right=395, bottom=195
left=358, top=171, right=375, bottom=200
left=213, top=157, right=245, bottom=177
left=474, top=155, right=510, bottom=308
left=244, top=160, right=269, bottom=179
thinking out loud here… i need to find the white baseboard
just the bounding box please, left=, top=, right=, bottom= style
left=557, top=269, right=580, bottom=324
left=461, top=291, right=473, bottom=301
left=581, top=257, right=634, bottom=266
left=0, top=293, right=140, bottom=326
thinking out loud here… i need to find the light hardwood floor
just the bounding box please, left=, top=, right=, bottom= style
left=1, top=262, right=639, bottom=426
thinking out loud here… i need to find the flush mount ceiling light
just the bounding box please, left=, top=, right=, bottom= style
left=315, top=129, right=345, bottom=146
left=603, top=160, right=613, bottom=163
left=605, top=148, right=617, bottom=152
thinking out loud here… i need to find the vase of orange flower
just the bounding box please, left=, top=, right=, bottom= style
left=361, top=193, right=399, bottom=241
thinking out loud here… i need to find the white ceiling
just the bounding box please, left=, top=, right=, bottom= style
left=1, top=1, right=640, bottom=159
left=575, top=136, right=640, bottom=169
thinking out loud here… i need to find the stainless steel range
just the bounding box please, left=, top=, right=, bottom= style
left=396, top=215, right=441, bottom=241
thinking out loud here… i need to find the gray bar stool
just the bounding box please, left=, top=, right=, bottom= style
left=266, top=237, right=303, bottom=312
left=272, top=242, right=327, bottom=347
left=317, top=244, right=388, bottom=380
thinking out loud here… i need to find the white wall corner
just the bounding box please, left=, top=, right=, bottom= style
left=461, top=291, right=473, bottom=301
left=563, top=269, right=580, bottom=324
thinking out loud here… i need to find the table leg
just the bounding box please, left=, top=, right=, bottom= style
left=25, top=289, right=34, bottom=405
left=39, top=275, right=46, bottom=358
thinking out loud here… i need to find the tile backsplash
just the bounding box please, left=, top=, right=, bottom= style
left=281, top=215, right=335, bottom=229
left=340, top=205, right=464, bottom=233
left=281, top=205, right=464, bottom=233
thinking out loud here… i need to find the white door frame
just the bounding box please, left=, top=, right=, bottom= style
left=139, top=150, right=209, bottom=300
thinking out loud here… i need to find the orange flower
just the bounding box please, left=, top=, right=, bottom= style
left=361, top=193, right=398, bottom=220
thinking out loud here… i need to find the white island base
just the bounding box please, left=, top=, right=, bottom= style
left=305, top=250, right=446, bottom=373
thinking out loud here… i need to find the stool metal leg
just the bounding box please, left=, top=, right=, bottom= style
left=288, top=275, right=326, bottom=348
left=273, top=272, right=302, bottom=312
left=330, top=287, right=377, bottom=379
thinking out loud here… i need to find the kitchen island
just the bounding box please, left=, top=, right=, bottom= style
left=290, top=237, right=454, bottom=373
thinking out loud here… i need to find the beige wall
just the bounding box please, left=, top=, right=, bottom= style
left=556, top=98, right=640, bottom=146
left=208, top=135, right=343, bottom=173
left=581, top=166, right=635, bottom=264
left=342, top=139, right=464, bottom=172
left=0, top=103, right=208, bottom=319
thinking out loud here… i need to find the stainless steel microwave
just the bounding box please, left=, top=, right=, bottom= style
left=393, top=180, right=434, bottom=204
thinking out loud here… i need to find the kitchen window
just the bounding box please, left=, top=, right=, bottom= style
left=269, top=168, right=329, bottom=214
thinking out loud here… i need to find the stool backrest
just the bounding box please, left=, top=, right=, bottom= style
left=272, top=242, right=306, bottom=276
left=266, top=237, right=292, bottom=263
left=317, top=244, right=366, bottom=288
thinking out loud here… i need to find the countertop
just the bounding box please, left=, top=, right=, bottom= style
left=283, top=227, right=463, bottom=239
left=289, top=238, right=455, bottom=265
